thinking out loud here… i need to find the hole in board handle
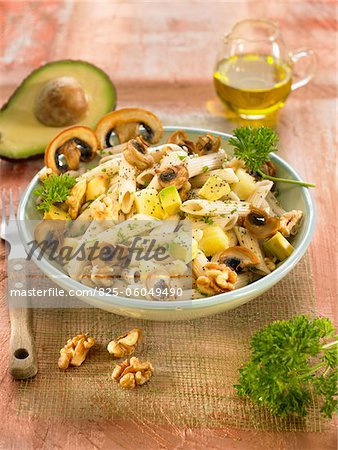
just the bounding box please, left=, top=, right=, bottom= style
left=14, top=348, right=29, bottom=359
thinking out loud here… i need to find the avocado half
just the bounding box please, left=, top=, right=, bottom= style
left=0, top=60, right=116, bottom=159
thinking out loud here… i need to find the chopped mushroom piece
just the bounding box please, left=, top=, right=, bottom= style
left=96, top=108, right=163, bottom=147
left=123, top=136, right=154, bottom=170
left=195, top=134, right=221, bottom=156
left=145, top=269, right=174, bottom=300
left=66, top=179, right=87, bottom=219
left=244, top=207, right=280, bottom=239
left=279, top=210, right=303, bottom=237
left=156, top=164, right=189, bottom=189
left=218, top=246, right=260, bottom=274
left=167, top=130, right=195, bottom=154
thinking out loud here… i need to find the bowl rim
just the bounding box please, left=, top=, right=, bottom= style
left=18, top=126, right=316, bottom=311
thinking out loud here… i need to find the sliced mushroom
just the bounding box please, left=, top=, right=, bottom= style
left=156, top=164, right=189, bottom=189
left=95, top=108, right=163, bottom=148
left=261, top=160, right=276, bottom=178
left=123, top=136, right=154, bottom=170
left=167, top=130, right=195, bottom=154
left=34, top=220, right=66, bottom=252
left=244, top=207, right=280, bottom=239
left=45, top=126, right=98, bottom=175
left=145, top=269, right=174, bottom=301
left=218, top=246, right=260, bottom=274
left=66, top=179, right=87, bottom=220
left=195, top=134, right=221, bottom=156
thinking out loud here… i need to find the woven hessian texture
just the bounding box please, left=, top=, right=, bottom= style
left=15, top=253, right=331, bottom=431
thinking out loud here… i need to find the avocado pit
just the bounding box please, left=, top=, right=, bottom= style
left=35, top=76, right=88, bottom=127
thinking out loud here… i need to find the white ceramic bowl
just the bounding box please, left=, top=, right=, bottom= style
left=18, top=127, right=316, bottom=321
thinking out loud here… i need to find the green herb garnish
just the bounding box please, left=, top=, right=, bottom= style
left=201, top=216, right=214, bottom=225
left=202, top=165, right=209, bottom=173
left=228, top=126, right=315, bottom=188
left=235, top=316, right=337, bottom=418
left=34, top=174, right=76, bottom=212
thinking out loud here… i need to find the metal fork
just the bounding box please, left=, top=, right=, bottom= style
left=1, top=188, right=38, bottom=379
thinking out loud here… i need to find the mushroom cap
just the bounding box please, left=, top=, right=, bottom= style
left=145, top=269, right=173, bottom=300
left=218, top=246, right=260, bottom=273
left=44, top=126, right=98, bottom=175
left=124, top=137, right=154, bottom=170
left=156, top=164, right=189, bottom=189
left=167, top=130, right=195, bottom=154
left=95, top=108, right=163, bottom=148
left=35, top=76, right=88, bottom=127
left=244, top=207, right=280, bottom=239
left=34, top=219, right=66, bottom=249
left=195, top=134, right=221, bottom=156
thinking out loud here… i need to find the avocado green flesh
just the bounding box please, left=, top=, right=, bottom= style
left=0, top=60, right=116, bottom=159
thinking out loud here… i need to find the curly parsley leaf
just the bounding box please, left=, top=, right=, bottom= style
left=34, top=174, right=76, bottom=212
left=228, top=126, right=315, bottom=188
left=235, top=315, right=338, bottom=418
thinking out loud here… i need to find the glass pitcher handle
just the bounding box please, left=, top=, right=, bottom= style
left=291, top=49, right=317, bottom=91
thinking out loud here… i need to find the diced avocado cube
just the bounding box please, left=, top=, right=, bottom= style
left=198, top=175, right=230, bottom=201
left=263, top=232, right=294, bottom=261
left=159, top=185, right=182, bottom=216
left=198, top=225, right=229, bottom=256
left=43, top=205, right=70, bottom=220
left=134, top=188, right=164, bottom=219
left=231, top=168, right=256, bottom=200
left=169, top=235, right=196, bottom=264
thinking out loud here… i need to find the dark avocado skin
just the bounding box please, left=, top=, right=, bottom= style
left=0, top=60, right=116, bottom=160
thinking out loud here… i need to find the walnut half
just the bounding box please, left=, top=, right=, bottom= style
left=196, top=262, right=237, bottom=296
left=107, top=328, right=143, bottom=358
left=112, top=356, right=154, bottom=389
left=279, top=210, right=303, bottom=237
left=58, top=334, right=95, bottom=370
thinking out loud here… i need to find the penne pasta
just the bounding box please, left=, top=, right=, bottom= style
left=246, top=180, right=273, bottom=208
left=77, top=158, right=120, bottom=182
left=234, top=226, right=271, bottom=275
left=190, top=214, right=238, bottom=231
left=187, top=150, right=226, bottom=177
left=234, top=272, right=257, bottom=289
left=181, top=199, right=250, bottom=216
left=192, top=250, right=208, bottom=278
left=266, top=191, right=286, bottom=217
left=118, top=155, right=136, bottom=214
left=190, top=168, right=238, bottom=188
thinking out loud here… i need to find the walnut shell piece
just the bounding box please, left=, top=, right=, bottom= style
left=58, top=334, right=95, bottom=370
left=196, top=262, right=237, bottom=296
left=107, top=328, right=143, bottom=358
left=112, top=357, right=154, bottom=389
left=279, top=210, right=303, bottom=237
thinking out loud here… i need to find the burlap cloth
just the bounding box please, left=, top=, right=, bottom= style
left=14, top=252, right=331, bottom=432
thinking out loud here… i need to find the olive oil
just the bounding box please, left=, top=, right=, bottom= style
left=213, top=54, right=292, bottom=118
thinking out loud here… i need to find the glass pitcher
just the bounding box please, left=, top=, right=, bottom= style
left=213, top=19, right=316, bottom=119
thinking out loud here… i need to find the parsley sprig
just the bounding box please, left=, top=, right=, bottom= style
left=228, top=126, right=315, bottom=188
left=34, top=174, right=76, bottom=212
left=235, top=316, right=337, bottom=418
